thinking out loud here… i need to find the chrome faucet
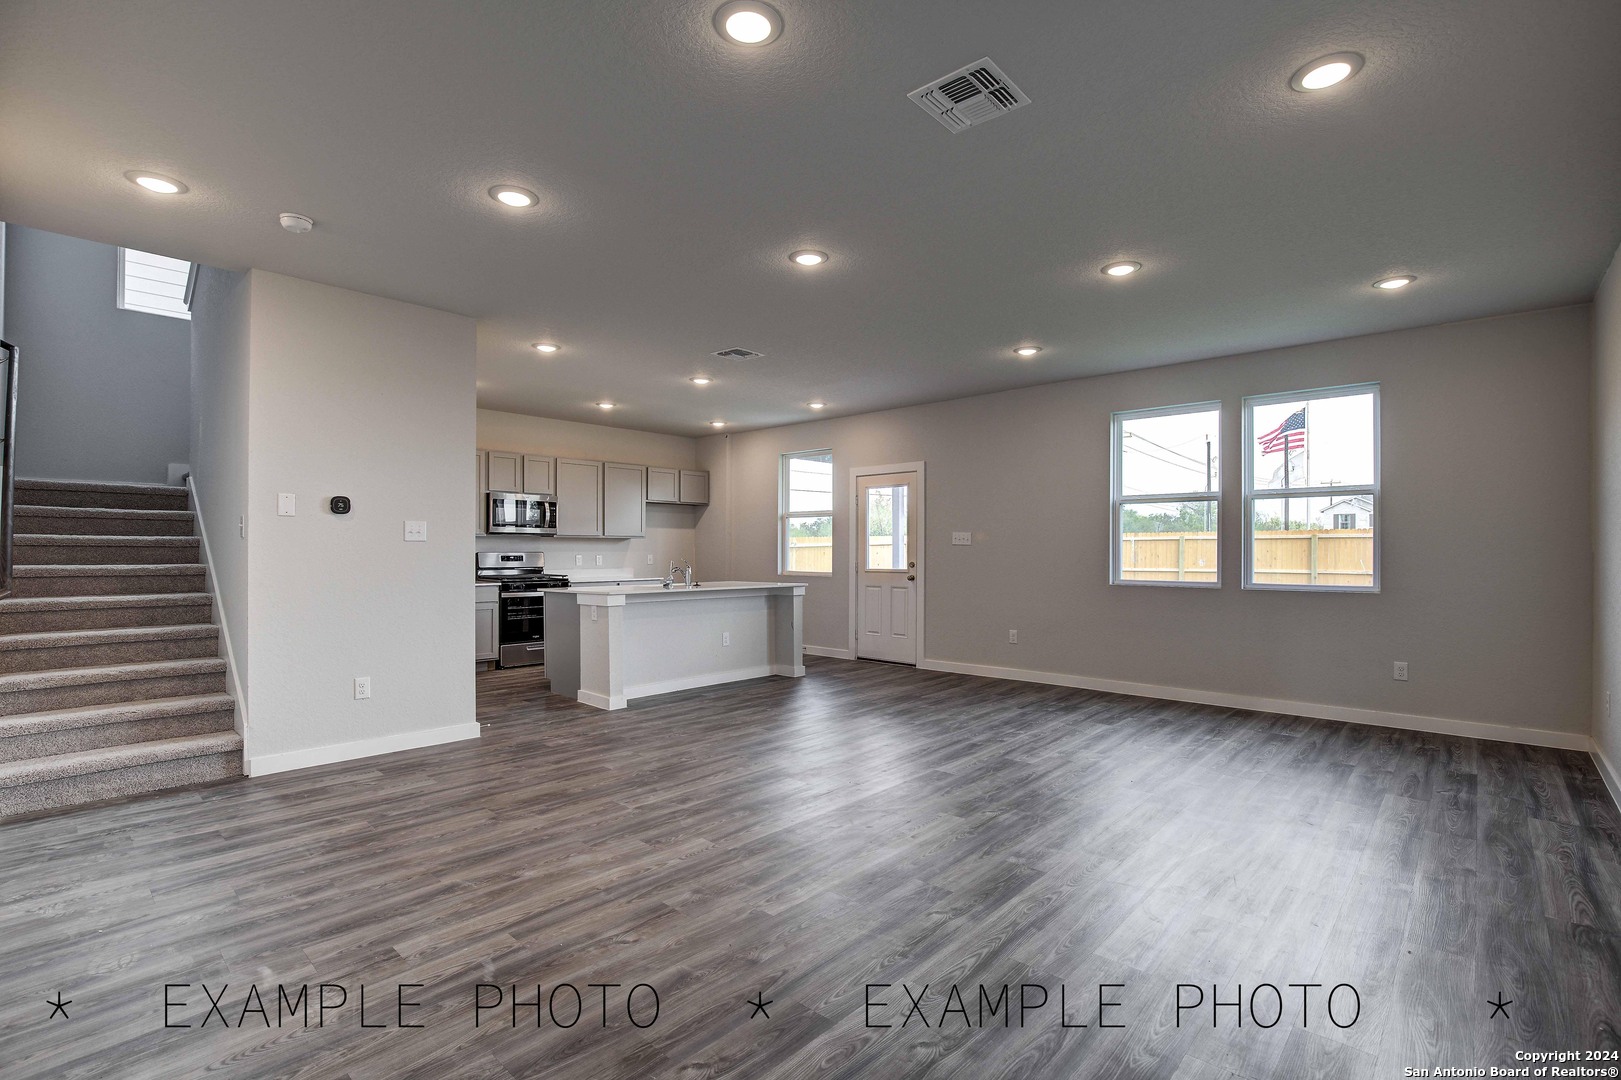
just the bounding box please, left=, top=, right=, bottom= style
left=663, top=560, right=695, bottom=588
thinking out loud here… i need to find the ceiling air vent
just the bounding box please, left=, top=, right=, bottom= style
left=714, top=347, right=764, bottom=360
left=908, top=58, right=1029, bottom=132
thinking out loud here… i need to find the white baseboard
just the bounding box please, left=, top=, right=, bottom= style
left=1594, top=742, right=1621, bottom=812
left=248, top=722, right=481, bottom=777
left=578, top=690, right=625, bottom=711
left=186, top=478, right=250, bottom=746
left=918, top=658, right=1593, bottom=753
left=628, top=665, right=777, bottom=701
left=805, top=645, right=854, bottom=660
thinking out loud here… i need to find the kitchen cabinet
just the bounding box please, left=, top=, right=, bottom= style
left=679, top=470, right=710, bottom=505
left=603, top=463, right=647, bottom=537
left=555, top=458, right=604, bottom=537
left=486, top=450, right=522, bottom=493
left=521, top=455, right=555, bottom=496
left=647, top=466, right=680, bottom=504
left=475, top=451, right=487, bottom=534
left=475, top=584, right=499, bottom=664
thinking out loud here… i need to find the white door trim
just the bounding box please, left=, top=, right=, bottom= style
left=847, top=461, right=925, bottom=662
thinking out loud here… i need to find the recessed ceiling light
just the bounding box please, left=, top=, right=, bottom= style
left=710, top=420, right=728, bottom=428
left=596, top=401, right=616, bottom=410
left=1102, top=261, right=1141, bottom=277
left=807, top=401, right=827, bottom=410
left=1014, top=346, right=1043, bottom=357
left=790, top=249, right=828, bottom=267
left=532, top=342, right=560, bottom=353
left=1290, top=52, right=1364, bottom=92
left=689, top=375, right=713, bottom=385
left=714, top=1, right=782, bottom=45
left=125, top=171, right=187, bottom=195
left=489, top=185, right=538, bottom=208
left=1372, top=275, right=1416, bottom=290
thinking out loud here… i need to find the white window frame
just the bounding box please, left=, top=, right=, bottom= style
left=1110, top=400, right=1222, bottom=589
left=116, top=247, right=192, bottom=320
left=1241, top=382, right=1381, bottom=593
left=780, top=449, right=834, bottom=576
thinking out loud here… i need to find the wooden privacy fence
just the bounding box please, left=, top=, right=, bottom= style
left=786, top=537, right=900, bottom=573
left=1119, top=529, right=1374, bottom=585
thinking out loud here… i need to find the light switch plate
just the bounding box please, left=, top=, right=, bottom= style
left=404, top=520, right=428, bottom=542
left=952, top=532, right=972, bottom=546
left=277, top=493, right=296, bottom=517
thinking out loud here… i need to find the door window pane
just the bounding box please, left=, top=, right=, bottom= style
left=865, top=485, right=907, bottom=570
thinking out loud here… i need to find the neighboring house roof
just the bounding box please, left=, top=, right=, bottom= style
left=1322, top=495, right=1373, bottom=513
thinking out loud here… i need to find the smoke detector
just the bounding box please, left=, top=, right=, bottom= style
left=714, top=347, right=764, bottom=360
left=908, top=58, right=1029, bottom=133
left=279, top=213, right=314, bottom=234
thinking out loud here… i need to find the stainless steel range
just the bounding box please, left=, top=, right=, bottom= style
left=476, top=552, right=571, bottom=669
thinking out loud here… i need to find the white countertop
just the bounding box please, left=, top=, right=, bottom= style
left=561, top=569, right=667, bottom=584
left=556, top=580, right=806, bottom=598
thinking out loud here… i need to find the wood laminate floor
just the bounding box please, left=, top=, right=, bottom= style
left=1, top=657, right=1618, bottom=1079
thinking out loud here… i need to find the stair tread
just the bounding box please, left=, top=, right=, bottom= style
left=0, top=693, right=235, bottom=737
left=0, top=592, right=211, bottom=611
left=0, top=623, right=219, bottom=651
left=0, top=656, right=226, bottom=691
left=16, top=478, right=188, bottom=496
left=13, top=564, right=205, bottom=577
left=16, top=505, right=194, bottom=520
left=15, top=533, right=200, bottom=545
left=0, top=730, right=241, bottom=788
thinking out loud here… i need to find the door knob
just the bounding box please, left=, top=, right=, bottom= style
left=907, top=574, right=916, bottom=581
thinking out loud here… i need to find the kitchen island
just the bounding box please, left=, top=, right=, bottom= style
left=545, top=582, right=806, bottom=710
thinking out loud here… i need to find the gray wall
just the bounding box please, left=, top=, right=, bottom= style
left=190, top=269, right=477, bottom=771
left=699, top=306, right=1594, bottom=743
left=475, top=409, right=701, bottom=576
left=1594, top=245, right=1621, bottom=789
left=4, top=226, right=191, bottom=483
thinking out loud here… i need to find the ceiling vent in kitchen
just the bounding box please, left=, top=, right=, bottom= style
left=714, top=347, right=764, bottom=360
left=908, top=58, right=1029, bottom=132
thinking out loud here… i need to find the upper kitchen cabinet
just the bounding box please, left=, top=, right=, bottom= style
left=555, top=458, right=604, bottom=537
left=486, top=450, right=521, bottom=493
left=522, top=455, right=555, bottom=496
left=647, top=466, right=680, bottom=504
left=679, top=470, right=710, bottom=505
left=603, top=463, right=647, bottom=537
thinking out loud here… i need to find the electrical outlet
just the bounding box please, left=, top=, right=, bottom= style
left=575, top=554, right=583, bottom=566
left=647, top=554, right=655, bottom=565
left=277, top=493, right=296, bottom=516
left=354, top=676, right=371, bottom=700
left=1008, top=630, right=1018, bottom=644
left=952, top=532, right=972, bottom=546
left=722, top=632, right=731, bottom=647
left=590, top=606, right=598, bottom=622
left=1393, top=661, right=1408, bottom=682
left=238, top=516, right=245, bottom=538
left=404, top=520, right=427, bottom=542
left=595, top=554, right=603, bottom=566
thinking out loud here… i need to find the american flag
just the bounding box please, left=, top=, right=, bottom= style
left=1258, top=408, right=1307, bottom=455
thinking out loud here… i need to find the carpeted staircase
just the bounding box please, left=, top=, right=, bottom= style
left=0, top=478, right=241, bottom=818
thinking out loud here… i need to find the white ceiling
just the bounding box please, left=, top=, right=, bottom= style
left=3, top=0, right=1618, bottom=435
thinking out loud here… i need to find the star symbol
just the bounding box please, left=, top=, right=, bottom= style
left=46, top=992, right=71, bottom=1020
left=747, top=991, right=773, bottom=1019
left=1488, top=993, right=1512, bottom=1020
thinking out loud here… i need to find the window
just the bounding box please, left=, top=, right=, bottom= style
left=863, top=483, right=908, bottom=570
left=117, top=248, right=192, bottom=320
left=1111, top=402, right=1220, bottom=586
left=1242, top=384, right=1379, bottom=591
left=781, top=450, right=833, bottom=574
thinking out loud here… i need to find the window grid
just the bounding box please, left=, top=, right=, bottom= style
left=1241, top=383, right=1380, bottom=593
left=1110, top=401, right=1221, bottom=588
left=117, top=248, right=192, bottom=320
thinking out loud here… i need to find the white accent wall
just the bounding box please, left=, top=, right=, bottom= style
left=699, top=306, right=1594, bottom=747
left=1594, top=245, right=1621, bottom=795
left=191, top=269, right=477, bottom=772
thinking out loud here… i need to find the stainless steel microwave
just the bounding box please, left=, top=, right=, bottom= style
left=486, top=491, right=557, bottom=534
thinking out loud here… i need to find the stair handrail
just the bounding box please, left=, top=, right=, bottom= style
left=0, top=340, right=17, bottom=599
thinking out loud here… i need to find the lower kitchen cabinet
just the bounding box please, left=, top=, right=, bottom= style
left=475, top=585, right=499, bottom=664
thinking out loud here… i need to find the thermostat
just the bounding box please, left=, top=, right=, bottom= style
left=330, top=496, right=352, bottom=515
